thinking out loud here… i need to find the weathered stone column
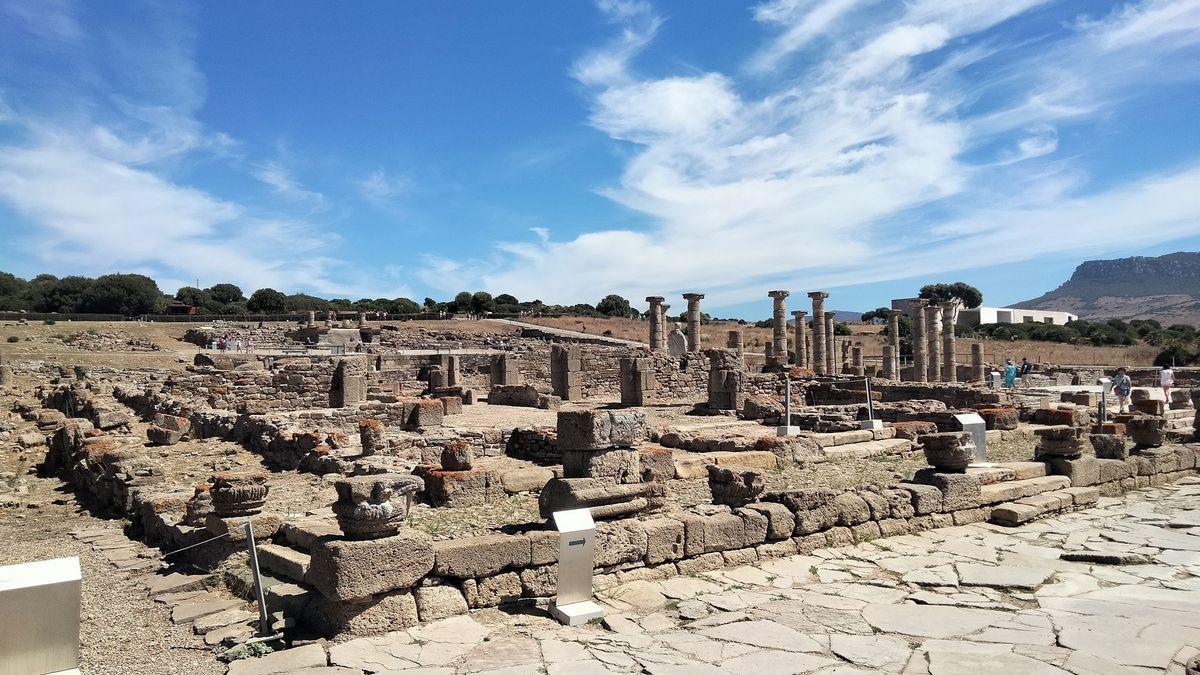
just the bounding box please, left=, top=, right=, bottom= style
left=926, top=304, right=941, bottom=383
left=619, top=357, right=654, bottom=406
left=971, top=342, right=986, bottom=383
left=706, top=349, right=745, bottom=411
left=326, top=310, right=335, bottom=327
left=358, top=311, right=367, bottom=328
left=767, top=290, right=789, bottom=369
left=808, top=292, right=829, bottom=375
left=851, top=344, right=864, bottom=376
left=804, top=333, right=811, bottom=369
left=490, top=353, right=520, bottom=386
left=940, top=301, right=958, bottom=383
left=791, top=310, right=807, bottom=369
left=841, top=340, right=851, bottom=374
left=824, top=313, right=835, bottom=375
left=307, top=310, right=316, bottom=328
left=550, top=344, right=582, bottom=401
left=646, top=296, right=665, bottom=352
left=882, top=344, right=895, bottom=379
left=682, top=293, right=704, bottom=352
left=888, top=311, right=901, bottom=378
left=726, top=329, right=743, bottom=357
left=911, top=301, right=927, bottom=383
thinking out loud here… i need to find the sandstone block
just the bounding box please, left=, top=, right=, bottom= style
left=463, top=572, right=521, bottom=608
left=1048, top=455, right=1101, bottom=487
left=594, top=520, right=647, bottom=567
left=643, top=518, right=685, bottom=564
left=414, top=585, right=468, bottom=622
left=637, top=445, right=674, bottom=482
left=563, top=447, right=641, bottom=484
left=302, top=589, right=417, bottom=637
left=707, top=464, right=765, bottom=507
left=147, top=425, right=184, bottom=446
left=557, top=409, right=646, bottom=451
left=858, top=490, right=891, bottom=521
left=1098, top=458, right=1133, bottom=483
left=746, top=502, right=795, bottom=540
left=912, top=470, right=982, bottom=512
left=851, top=521, right=881, bottom=543
left=832, top=492, right=871, bottom=526
left=440, top=396, right=463, bottom=416
left=899, top=482, right=943, bottom=515
left=736, top=507, right=769, bottom=546
left=432, top=534, right=531, bottom=578
left=307, top=530, right=434, bottom=601
left=1090, top=434, right=1130, bottom=460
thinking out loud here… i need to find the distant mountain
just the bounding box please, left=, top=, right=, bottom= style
left=1014, top=251, right=1200, bottom=324
left=831, top=310, right=863, bottom=322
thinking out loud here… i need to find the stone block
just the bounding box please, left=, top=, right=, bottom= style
left=991, top=502, right=1040, bottom=526
left=878, top=518, right=911, bottom=537
left=1175, top=445, right=1196, bottom=469
left=1047, top=455, right=1101, bottom=487
left=518, top=565, right=557, bottom=598
left=824, top=526, right=854, bottom=547
left=1098, top=458, right=1133, bottom=483
left=832, top=492, right=871, bottom=526
left=563, top=448, right=641, bottom=484
left=736, top=507, right=769, bottom=546
left=672, top=511, right=743, bottom=555
left=204, top=513, right=282, bottom=544
left=410, top=399, right=444, bottom=427
left=851, top=521, right=881, bottom=542
left=746, top=502, right=795, bottom=541
left=302, top=589, right=419, bottom=637
left=1090, top=434, right=1129, bottom=460
left=147, top=425, right=184, bottom=446
left=307, top=530, right=434, bottom=601
left=643, top=518, right=685, bottom=564
left=1062, top=486, right=1099, bottom=506
left=763, top=489, right=837, bottom=535
left=557, top=409, right=646, bottom=451
left=708, top=464, right=765, bottom=507
left=912, top=470, right=982, bottom=512
left=440, top=396, right=463, bottom=416
left=977, top=407, right=1019, bottom=431
left=594, top=520, right=647, bottom=567
left=638, top=445, right=674, bottom=482
left=952, top=507, right=990, bottom=525
left=419, top=468, right=500, bottom=507
left=899, top=482, right=943, bottom=515
left=529, top=529, right=558, bottom=565
left=414, top=585, right=468, bottom=622
left=675, top=552, right=724, bottom=575
left=463, top=572, right=522, bottom=608
left=432, top=534, right=532, bottom=578
left=857, top=490, right=891, bottom=521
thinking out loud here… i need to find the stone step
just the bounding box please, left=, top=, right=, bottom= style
left=979, top=475, right=1071, bottom=505
left=807, top=427, right=896, bottom=448
left=142, top=571, right=209, bottom=597
left=279, top=518, right=341, bottom=551
left=257, top=543, right=312, bottom=583
left=966, top=462, right=1048, bottom=485
left=674, top=451, right=778, bottom=478
left=170, top=595, right=244, bottom=624
left=990, top=486, right=1100, bottom=526
left=823, top=438, right=914, bottom=461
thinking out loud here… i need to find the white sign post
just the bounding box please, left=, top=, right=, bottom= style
left=0, top=556, right=82, bottom=675
left=549, top=508, right=604, bottom=626
left=1097, top=377, right=1113, bottom=424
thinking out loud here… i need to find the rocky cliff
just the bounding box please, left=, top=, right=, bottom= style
left=1014, top=252, right=1200, bottom=323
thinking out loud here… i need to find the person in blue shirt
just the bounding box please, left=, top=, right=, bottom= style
left=1003, top=359, right=1018, bottom=389
left=1112, top=367, right=1132, bottom=413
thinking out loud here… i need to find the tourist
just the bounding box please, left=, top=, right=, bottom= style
left=1019, top=357, right=1034, bottom=388
left=1161, top=366, right=1174, bottom=402
left=1003, top=359, right=1018, bottom=389
left=1113, top=367, right=1132, bottom=413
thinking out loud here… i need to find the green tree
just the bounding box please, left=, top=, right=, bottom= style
left=81, top=274, right=162, bottom=315
left=207, top=283, right=245, bottom=305
left=919, top=282, right=983, bottom=309
left=834, top=321, right=852, bottom=336
left=596, top=294, right=633, bottom=317
left=494, top=293, right=519, bottom=306
left=0, top=272, right=27, bottom=310
left=392, top=297, right=421, bottom=314
left=450, top=291, right=473, bottom=312
left=470, top=291, right=495, bottom=314
left=423, top=297, right=438, bottom=309
left=284, top=293, right=330, bottom=312
left=175, top=286, right=211, bottom=308
left=860, top=307, right=893, bottom=324
left=36, top=276, right=94, bottom=313
left=247, top=288, right=288, bottom=314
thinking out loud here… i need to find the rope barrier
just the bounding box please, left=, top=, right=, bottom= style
left=161, top=531, right=232, bottom=558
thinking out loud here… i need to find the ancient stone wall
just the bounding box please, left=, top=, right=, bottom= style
left=163, top=359, right=338, bottom=412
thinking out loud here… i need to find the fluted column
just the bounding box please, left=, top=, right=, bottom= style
left=971, top=342, right=985, bottom=383
left=824, top=312, right=835, bottom=375
left=912, top=301, right=927, bottom=383
left=882, top=344, right=895, bottom=379
left=926, top=304, right=941, bottom=382
left=888, top=311, right=900, bottom=379
left=682, top=293, right=705, bottom=352
left=851, top=343, right=864, bottom=376
left=767, top=290, right=789, bottom=369
left=792, top=310, right=807, bottom=369
left=808, top=291, right=829, bottom=375
left=940, top=301, right=958, bottom=383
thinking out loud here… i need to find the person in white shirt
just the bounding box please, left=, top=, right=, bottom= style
left=1161, top=367, right=1174, bottom=401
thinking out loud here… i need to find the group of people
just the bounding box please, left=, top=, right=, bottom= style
left=208, top=336, right=252, bottom=352
left=1001, top=358, right=1176, bottom=414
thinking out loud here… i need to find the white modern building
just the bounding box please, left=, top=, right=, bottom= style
left=889, top=299, right=1077, bottom=327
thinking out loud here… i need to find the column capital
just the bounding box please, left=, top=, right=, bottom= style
left=807, top=291, right=829, bottom=300
left=645, top=296, right=665, bottom=304
left=791, top=310, right=807, bottom=318
left=768, top=289, right=790, bottom=299
left=682, top=293, right=705, bottom=301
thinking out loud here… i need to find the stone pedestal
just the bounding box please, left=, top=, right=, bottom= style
left=792, top=310, right=808, bottom=369
left=307, top=310, right=317, bottom=329
left=766, top=290, right=789, bottom=369
left=726, top=329, right=743, bottom=356
left=307, top=529, right=433, bottom=601
left=683, top=293, right=705, bottom=352
left=210, top=470, right=269, bottom=517
left=334, top=356, right=369, bottom=408
left=550, top=344, right=583, bottom=401
left=1034, top=426, right=1086, bottom=459
left=358, top=311, right=367, bottom=328
left=851, top=344, right=864, bottom=377
left=808, top=291, right=829, bottom=375
left=922, top=432, right=975, bottom=471
left=358, top=419, right=384, bottom=456
left=1127, top=416, right=1166, bottom=447
left=490, top=354, right=520, bottom=386
left=619, top=357, right=654, bottom=406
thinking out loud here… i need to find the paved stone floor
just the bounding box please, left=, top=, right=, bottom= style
left=242, top=480, right=1200, bottom=674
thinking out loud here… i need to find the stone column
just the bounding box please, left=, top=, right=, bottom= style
left=940, top=302, right=958, bottom=383
left=888, top=311, right=901, bottom=378
left=824, top=313, right=835, bottom=375
left=358, top=311, right=367, bottom=328
left=726, top=329, right=743, bottom=357
left=551, top=344, right=582, bottom=401
left=619, top=357, right=654, bottom=406
left=841, top=340, right=851, bottom=374
left=646, top=296, right=665, bottom=352
left=792, top=310, right=807, bottom=369
left=682, top=293, right=704, bottom=352
left=490, top=354, right=521, bottom=386
left=804, top=334, right=811, bottom=370
left=971, top=342, right=986, bottom=383
left=807, top=292, right=829, bottom=375
left=911, top=301, right=927, bottom=383
left=767, top=290, right=790, bottom=369
left=851, top=344, right=864, bottom=376
left=882, top=344, right=895, bottom=379
left=307, top=310, right=316, bottom=328
left=706, top=349, right=744, bottom=411
left=325, top=310, right=335, bottom=328
left=926, top=305, right=941, bottom=383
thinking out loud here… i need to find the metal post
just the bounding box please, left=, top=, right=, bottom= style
left=865, top=377, right=875, bottom=422
left=860, top=376, right=883, bottom=430
left=244, top=522, right=271, bottom=636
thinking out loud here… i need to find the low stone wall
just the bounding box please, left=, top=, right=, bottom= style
left=161, top=358, right=338, bottom=412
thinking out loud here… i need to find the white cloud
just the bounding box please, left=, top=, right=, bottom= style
left=252, top=161, right=326, bottom=207
left=436, top=0, right=1200, bottom=310
left=358, top=168, right=411, bottom=203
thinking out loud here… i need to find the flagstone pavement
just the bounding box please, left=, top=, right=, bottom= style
left=235, top=479, right=1200, bottom=674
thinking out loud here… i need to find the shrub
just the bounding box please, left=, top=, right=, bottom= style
left=43, top=319, right=55, bottom=325
left=5, top=335, right=17, bottom=343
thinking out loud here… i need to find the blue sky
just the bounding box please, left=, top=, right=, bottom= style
left=1, top=0, right=1199, bottom=319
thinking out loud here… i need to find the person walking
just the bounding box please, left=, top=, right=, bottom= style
left=1113, top=367, right=1132, bottom=413
left=1003, top=359, right=1018, bottom=389
left=1019, top=357, right=1034, bottom=388
left=1161, top=366, right=1174, bottom=402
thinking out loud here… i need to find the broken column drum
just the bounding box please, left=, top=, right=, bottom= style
left=358, top=419, right=384, bottom=456
left=209, top=471, right=270, bottom=517
left=971, top=343, right=986, bottom=383
left=808, top=291, right=829, bottom=375
left=682, top=293, right=705, bottom=352
left=882, top=344, right=895, bottom=380
left=726, top=329, right=743, bottom=356
left=922, top=432, right=975, bottom=471
left=851, top=344, right=864, bottom=377
left=792, top=310, right=808, bottom=369
left=331, top=474, right=423, bottom=540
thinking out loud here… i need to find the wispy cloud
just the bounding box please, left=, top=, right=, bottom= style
left=358, top=168, right=411, bottom=203
left=434, top=0, right=1200, bottom=309
left=252, top=161, right=327, bottom=207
